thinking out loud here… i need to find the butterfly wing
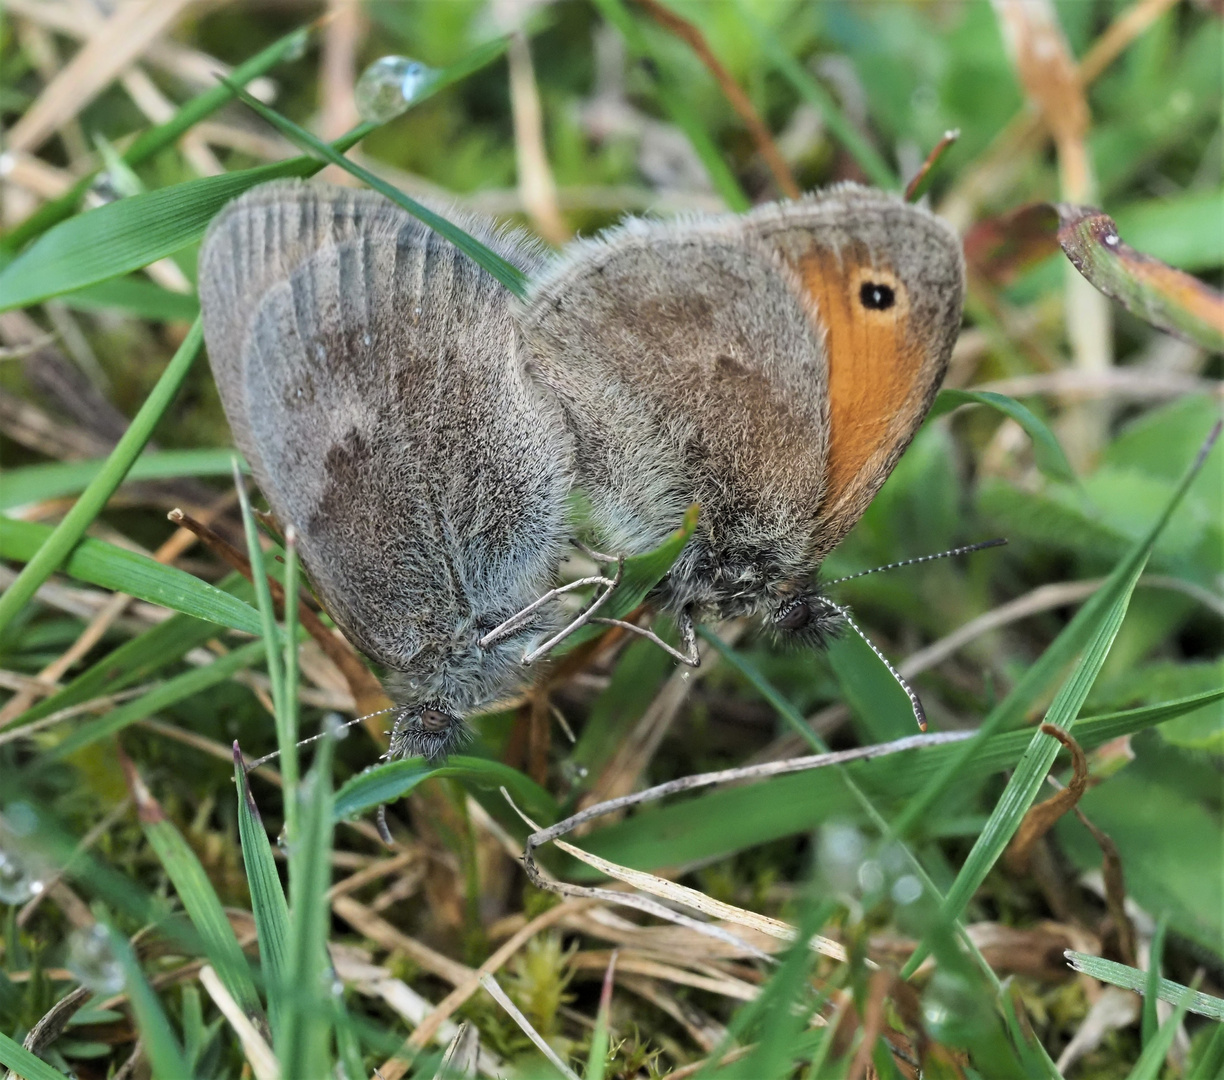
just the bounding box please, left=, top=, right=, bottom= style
left=744, top=184, right=964, bottom=555
left=518, top=183, right=963, bottom=617
left=199, top=180, right=571, bottom=707
left=518, top=216, right=831, bottom=615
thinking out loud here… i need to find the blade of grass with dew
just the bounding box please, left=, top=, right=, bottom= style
left=0, top=517, right=263, bottom=636
left=1125, top=981, right=1200, bottom=1080
left=732, top=0, right=897, bottom=190
left=931, top=388, right=1077, bottom=486
left=226, top=84, right=530, bottom=299
left=234, top=747, right=291, bottom=1043
left=134, top=784, right=264, bottom=1022
left=334, top=755, right=558, bottom=825
left=1143, top=916, right=1169, bottom=1047
left=0, top=23, right=315, bottom=254
left=1065, top=952, right=1224, bottom=1022
left=0, top=1029, right=71, bottom=1080
left=106, top=921, right=195, bottom=1079
left=578, top=690, right=1223, bottom=872
left=0, top=320, right=203, bottom=634
left=590, top=0, right=749, bottom=211
left=277, top=726, right=337, bottom=1077
left=893, top=422, right=1221, bottom=841
left=0, top=449, right=245, bottom=511
left=900, top=549, right=1145, bottom=978
left=11, top=573, right=256, bottom=728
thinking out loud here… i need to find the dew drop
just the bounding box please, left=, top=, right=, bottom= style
left=67, top=925, right=125, bottom=994
left=355, top=56, right=437, bottom=123
left=282, top=28, right=309, bottom=62
left=1104, top=233, right=1119, bottom=246
left=0, top=848, right=43, bottom=904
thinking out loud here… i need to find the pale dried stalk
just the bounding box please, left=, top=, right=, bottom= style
left=569, top=951, right=758, bottom=1001
left=550, top=836, right=848, bottom=962
left=509, top=31, right=568, bottom=244
left=199, top=965, right=278, bottom=1080
left=7, top=0, right=197, bottom=154
left=401, top=898, right=590, bottom=1054
left=479, top=974, right=582, bottom=1080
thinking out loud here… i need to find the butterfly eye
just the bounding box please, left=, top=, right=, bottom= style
left=859, top=282, right=895, bottom=311
left=419, top=708, right=453, bottom=732
left=775, top=600, right=811, bottom=631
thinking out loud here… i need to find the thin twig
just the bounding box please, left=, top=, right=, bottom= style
left=633, top=0, right=800, bottom=199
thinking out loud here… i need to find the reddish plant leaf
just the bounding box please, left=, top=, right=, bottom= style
left=1057, top=204, right=1224, bottom=350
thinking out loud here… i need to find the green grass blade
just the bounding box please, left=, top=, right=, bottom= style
left=58, top=276, right=200, bottom=322
left=10, top=574, right=254, bottom=727
left=900, top=552, right=1144, bottom=978
left=893, top=422, right=1222, bottom=839
left=1, top=23, right=315, bottom=254
left=128, top=766, right=263, bottom=1021
left=0, top=1029, right=71, bottom=1080
left=932, top=388, right=1077, bottom=485
left=106, top=923, right=194, bottom=1079
left=233, top=460, right=285, bottom=715
left=225, top=83, right=530, bottom=298
left=278, top=536, right=302, bottom=813
left=1143, top=916, right=1168, bottom=1046
left=277, top=731, right=337, bottom=1077
left=46, top=640, right=266, bottom=759
left=734, top=0, right=897, bottom=190
left=335, top=755, right=558, bottom=825
left=1124, top=981, right=1199, bottom=1080
left=0, top=165, right=319, bottom=311
left=1057, top=205, right=1224, bottom=351
left=234, top=746, right=291, bottom=1042
left=0, top=449, right=246, bottom=511
left=0, top=517, right=263, bottom=636
left=591, top=0, right=750, bottom=211
left=579, top=691, right=1219, bottom=872
left=1188, top=1022, right=1224, bottom=1080
left=1066, top=952, right=1224, bottom=1022
left=0, top=319, right=203, bottom=633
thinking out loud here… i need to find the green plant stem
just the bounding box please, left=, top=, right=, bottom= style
left=0, top=318, right=203, bottom=635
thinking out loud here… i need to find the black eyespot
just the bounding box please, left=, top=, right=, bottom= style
left=775, top=600, right=811, bottom=631
left=859, top=282, right=895, bottom=311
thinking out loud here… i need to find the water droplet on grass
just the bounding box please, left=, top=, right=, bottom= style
left=68, top=925, right=125, bottom=993
left=356, top=56, right=437, bottom=123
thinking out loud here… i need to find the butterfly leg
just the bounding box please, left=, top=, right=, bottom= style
left=479, top=568, right=620, bottom=650
left=518, top=557, right=626, bottom=664
left=589, top=606, right=700, bottom=667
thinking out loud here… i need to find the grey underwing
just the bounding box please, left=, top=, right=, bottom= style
left=199, top=180, right=573, bottom=759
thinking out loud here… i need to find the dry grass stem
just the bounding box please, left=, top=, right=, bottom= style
left=199, top=965, right=278, bottom=1080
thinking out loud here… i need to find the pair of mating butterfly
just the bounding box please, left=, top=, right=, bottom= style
left=198, top=179, right=965, bottom=760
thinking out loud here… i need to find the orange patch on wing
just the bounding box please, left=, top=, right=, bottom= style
left=798, top=245, right=924, bottom=508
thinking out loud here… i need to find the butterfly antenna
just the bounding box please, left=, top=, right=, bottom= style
left=824, top=538, right=1006, bottom=587
left=828, top=600, right=927, bottom=731
left=244, top=705, right=400, bottom=770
